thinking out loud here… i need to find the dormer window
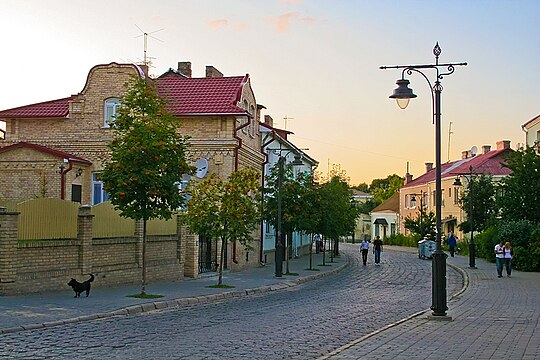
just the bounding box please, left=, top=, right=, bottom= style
left=104, top=98, right=120, bottom=128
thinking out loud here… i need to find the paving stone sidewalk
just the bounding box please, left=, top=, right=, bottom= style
left=322, top=251, right=540, bottom=360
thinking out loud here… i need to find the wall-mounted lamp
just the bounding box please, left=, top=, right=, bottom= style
left=76, top=168, right=83, bottom=177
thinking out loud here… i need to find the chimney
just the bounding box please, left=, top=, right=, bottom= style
left=138, top=64, right=149, bottom=77
left=177, top=62, right=192, bottom=78
left=206, top=65, right=223, bottom=78
left=264, top=115, right=274, bottom=127
left=496, top=140, right=511, bottom=150
left=461, top=150, right=469, bottom=159
left=404, top=172, right=413, bottom=185
left=482, top=145, right=491, bottom=154
left=425, top=162, right=433, bottom=172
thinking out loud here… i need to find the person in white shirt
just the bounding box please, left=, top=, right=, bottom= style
left=504, top=241, right=513, bottom=277
left=360, top=236, right=370, bottom=266
left=494, top=241, right=505, bottom=278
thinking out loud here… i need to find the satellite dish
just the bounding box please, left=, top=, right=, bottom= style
left=195, top=158, right=208, bottom=178
left=470, top=146, right=478, bottom=156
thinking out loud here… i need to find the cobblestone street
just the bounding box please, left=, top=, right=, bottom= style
left=0, top=245, right=462, bottom=359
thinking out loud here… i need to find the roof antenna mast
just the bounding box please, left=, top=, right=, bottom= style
left=134, top=25, right=164, bottom=67
left=447, top=121, right=453, bottom=162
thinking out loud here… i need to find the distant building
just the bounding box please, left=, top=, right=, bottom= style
left=370, top=192, right=399, bottom=239
left=522, top=114, right=540, bottom=148
left=400, top=140, right=513, bottom=239
left=351, top=189, right=374, bottom=241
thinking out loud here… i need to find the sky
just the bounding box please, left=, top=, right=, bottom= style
left=0, top=0, right=538, bottom=186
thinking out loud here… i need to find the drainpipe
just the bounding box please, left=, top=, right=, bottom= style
left=259, top=132, right=277, bottom=264
left=232, top=115, right=251, bottom=264
left=59, top=160, right=73, bottom=200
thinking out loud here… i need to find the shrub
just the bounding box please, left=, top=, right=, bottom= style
left=385, top=233, right=419, bottom=247
left=473, top=226, right=498, bottom=262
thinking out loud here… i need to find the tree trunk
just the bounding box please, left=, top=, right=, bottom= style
left=218, top=237, right=226, bottom=285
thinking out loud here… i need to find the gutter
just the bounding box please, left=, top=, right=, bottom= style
left=232, top=115, right=251, bottom=264
left=60, top=161, right=73, bottom=200
left=259, top=132, right=277, bottom=264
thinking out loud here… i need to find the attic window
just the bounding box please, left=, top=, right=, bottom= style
left=0, top=122, right=5, bottom=140
left=104, top=98, right=120, bottom=128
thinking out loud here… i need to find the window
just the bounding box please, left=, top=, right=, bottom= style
left=454, top=187, right=460, bottom=205
left=104, top=98, right=120, bottom=128
left=391, top=223, right=396, bottom=236
left=92, top=173, right=109, bottom=205
left=405, top=194, right=409, bottom=208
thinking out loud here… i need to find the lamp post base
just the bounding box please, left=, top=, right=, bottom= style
left=469, top=242, right=476, bottom=269
left=431, top=250, right=448, bottom=317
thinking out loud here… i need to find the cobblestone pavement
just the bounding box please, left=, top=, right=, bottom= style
left=0, top=244, right=463, bottom=359
left=324, top=251, right=540, bottom=360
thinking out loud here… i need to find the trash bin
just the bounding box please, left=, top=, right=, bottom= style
left=418, top=239, right=436, bottom=259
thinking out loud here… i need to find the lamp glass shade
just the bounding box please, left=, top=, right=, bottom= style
left=396, top=98, right=410, bottom=109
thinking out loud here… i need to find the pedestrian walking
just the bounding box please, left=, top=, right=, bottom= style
left=446, top=231, right=457, bottom=257
left=494, top=240, right=505, bottom=278
left=373, top=236, right=383, bottom=265
left=360, top=236, right=370, bottom=265
left=504, top=241, right=513, bottom=277
left=313, top=234, right=321, bottom=254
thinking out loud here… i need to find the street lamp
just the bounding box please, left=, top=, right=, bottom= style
left=453, top=165, right=477, bottom=268
left=381, top=42, right=467, bottom=317
left=272, top=150, right=304, bottom=277
left=410, top=191, right=427, bottom=238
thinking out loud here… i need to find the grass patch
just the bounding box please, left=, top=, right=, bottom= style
left=127, top=293, right=164, bottom=299
left=206, top=284, right=235, bottom=289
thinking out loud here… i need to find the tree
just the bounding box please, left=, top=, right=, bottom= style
left=404, top=205, right=436, bottom=239
left=497, top=145, right=540, bottom=223
left=184, top=168, right=261, bottom=285
left=101, top=76, right=192, bottom=295
left=318, top=176, right=360, bottom=256
left=369, top=174, right=404, bottom=204
left=458, top=174, right=496, bottom=233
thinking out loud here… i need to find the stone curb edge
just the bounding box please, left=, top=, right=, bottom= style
left=0, top=256, right=349, bottom=335
left=315, top=257, right=471, bottom=360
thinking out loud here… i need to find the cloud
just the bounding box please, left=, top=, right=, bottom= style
left=270, top=12, right=299, bottom=33
left=233, top=22, right=249, bottom=31
left=267, top=12, right=320, bottom=33
left=208, top=19, right=228, bottom=30
left=280, top=0, right=303, bottom=5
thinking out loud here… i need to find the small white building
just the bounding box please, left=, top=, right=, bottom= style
left=370, top=193, right=399, bottom=239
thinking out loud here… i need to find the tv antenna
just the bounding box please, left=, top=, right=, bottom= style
left=134, top=25, right=164, bottom=66
left=283, top=115, right=294, bottom=130
left=447, top=121, right=453, bottom=162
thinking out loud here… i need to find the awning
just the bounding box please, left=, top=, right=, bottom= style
left=373, top=218, right=388, bottom=225
left=441, top=217, right=457, bottom=224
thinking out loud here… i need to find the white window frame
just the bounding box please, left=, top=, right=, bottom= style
left=104, top=98, right=121, bottom=128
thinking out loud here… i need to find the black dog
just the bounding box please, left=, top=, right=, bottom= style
left=67, top=274, right=94, bottom=297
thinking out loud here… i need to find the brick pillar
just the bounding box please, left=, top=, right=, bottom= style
left=176, top=215, right=185, bottom=275
left=181, top=224, right=198, bottom=278
left=77, top=205, right=94, bottom=275
left=0, top=207, right=19, bottom=285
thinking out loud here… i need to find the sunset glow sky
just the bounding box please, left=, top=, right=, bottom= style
left=1, top=0, right=538, bottom=185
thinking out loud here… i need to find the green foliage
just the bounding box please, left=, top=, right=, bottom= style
left=403, top=206, right=436, bottom=239
left=384, top=233, right=419, bottom=247
left=369, top=174, right=404, bottom=204
left=497, top=145, right=540, bottom=223
left=101, top=76, right=192, bottom=221
left=184, top=168, right=261, bottom=250
left=458, top=175, right=496, bottom=233
left=472, top=226, right=498, bottom=261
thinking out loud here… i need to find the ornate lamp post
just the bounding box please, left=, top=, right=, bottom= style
left=453, top=165, right=477, bottom=268
left=272, top=150, right=304, bottom=277
left=381, top=43, right=467, bottom=317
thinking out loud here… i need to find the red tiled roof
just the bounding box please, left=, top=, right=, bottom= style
left=0, top=97, right=74, bottom=118
left=0, top=142, right=92, bottom=164
left=0, top=65, right=251, bottom=119
left=156, top=75, right=249, bottom=116
left=403, top=148, right=513, bottom=188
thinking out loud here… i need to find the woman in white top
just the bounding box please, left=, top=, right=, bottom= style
left=504, top=242, right=513, bottom=277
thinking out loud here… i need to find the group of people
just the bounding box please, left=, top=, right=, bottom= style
left=359, top=236, right=383, bottom=266
left=495, top=240, right=513, bottom=278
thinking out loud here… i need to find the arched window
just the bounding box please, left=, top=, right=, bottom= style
left=104, top=98, right=120, bottom=128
